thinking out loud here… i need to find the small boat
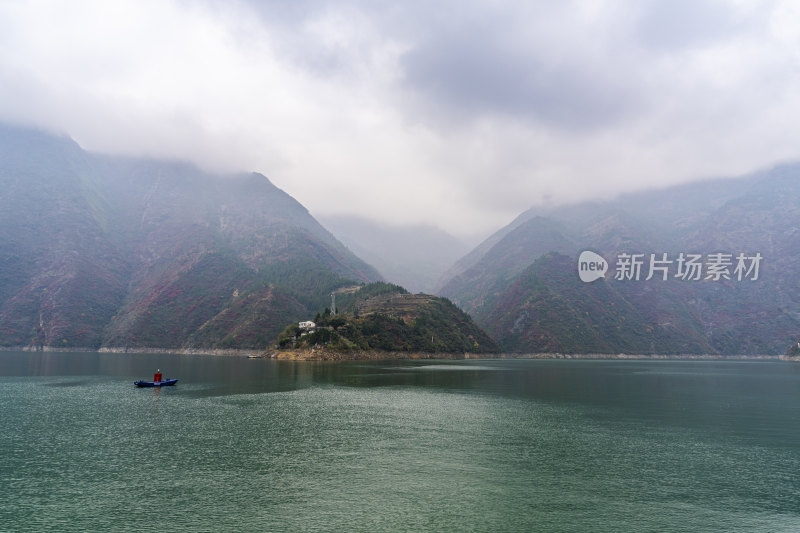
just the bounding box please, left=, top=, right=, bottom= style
left=134, top=378, right=178, bottom=387
left=134, top=369, right=178, bottom=387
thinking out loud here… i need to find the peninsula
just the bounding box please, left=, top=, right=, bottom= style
left=272, top=283, right=500, bottom=358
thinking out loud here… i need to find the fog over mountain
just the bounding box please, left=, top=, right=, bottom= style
left=2, top=1, right=800, bottom=237
left=438, top=166, right=800, bottom=354
left=2, top=123, right=798, bottom=356
left=318, top=215, right=473, bottom=294
left=0, top=124, right=380, bottom=350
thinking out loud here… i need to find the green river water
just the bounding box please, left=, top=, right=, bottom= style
left=1, top=352, right=799, bottom=532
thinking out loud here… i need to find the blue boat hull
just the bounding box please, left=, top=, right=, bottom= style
left=134, top=378, right=178, bottom=387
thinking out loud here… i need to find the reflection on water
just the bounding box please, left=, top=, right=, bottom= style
left=43, top=379, right=96, bottom=387
left=1, top=352, right=799, bottom=532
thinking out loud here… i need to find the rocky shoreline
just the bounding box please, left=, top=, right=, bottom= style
left=267, top=349, right=800, bottom=362
left=2, top=345, right=798, bottom=362
left=266, top=348, right=485, bottom=361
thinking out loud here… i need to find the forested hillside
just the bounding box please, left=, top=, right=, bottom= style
left=439, top=167, right=800, bottom=354
left=0, top=124, right=381, bottom=350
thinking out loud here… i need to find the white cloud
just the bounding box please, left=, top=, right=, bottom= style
left=1, top=0, right=799, bottom=239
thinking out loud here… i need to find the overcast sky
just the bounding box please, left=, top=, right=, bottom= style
left=1, top=0, right=798, bottom=239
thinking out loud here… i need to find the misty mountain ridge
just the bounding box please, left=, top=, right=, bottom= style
left=318, top=215, right=473, bottom=294
left=439, top=165, right=800, bottom=354
left=4, top=122, right=799, bottom=356
left=436, top=173, right=758, bottom=290
left=0, top=124, right=382, bottom=350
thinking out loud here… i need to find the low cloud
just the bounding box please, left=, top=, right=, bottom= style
left=1, top=0, right=798, bottom=239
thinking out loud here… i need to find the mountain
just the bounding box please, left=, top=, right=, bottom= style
left=0, top=124, right=381, bottom=350
left=479, top=253, right=713, bottom=354
left=438, top=166, right=800, bottom=354
left=278, top=282, right=499, bottom=354
left=318, top=215, right=473, bottom=293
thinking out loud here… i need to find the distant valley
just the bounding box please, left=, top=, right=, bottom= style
left=2, top=123, right=798, bottom=356
left=318, top=215, right=473, bottom=294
